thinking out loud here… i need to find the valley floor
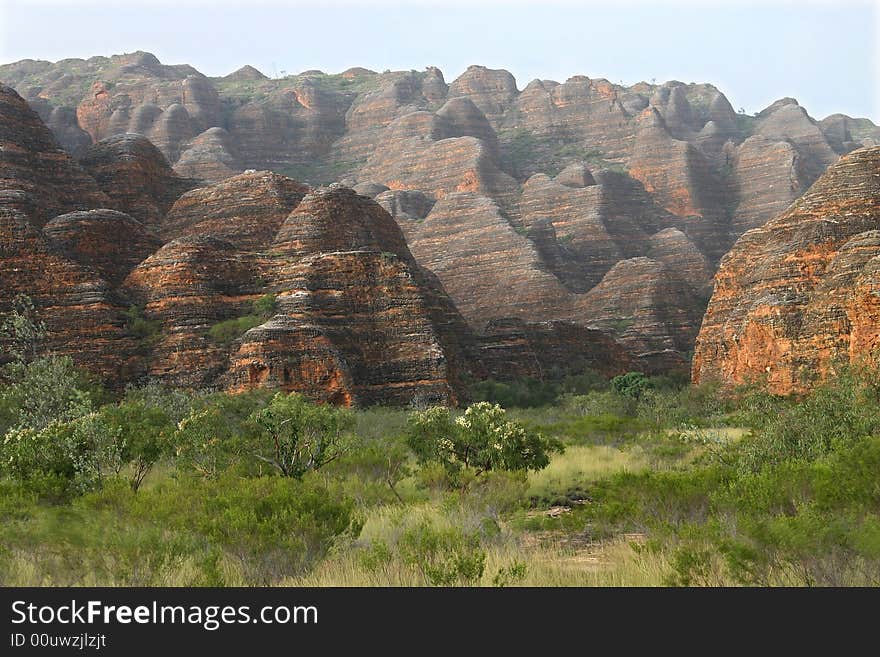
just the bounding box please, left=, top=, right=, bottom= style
left=2, top=367, right=879, bottom=587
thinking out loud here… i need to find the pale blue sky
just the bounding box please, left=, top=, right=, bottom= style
left=1, top=0, right=877, bottom=121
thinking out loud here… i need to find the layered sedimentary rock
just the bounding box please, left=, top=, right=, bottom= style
left=0, top=207, right=140, bottom=380
left=360, top=126, right=520, bottom=217
left=729, top=135, right=807, bottom=233
left=227, top=187, right=477, bottom=405
left=448, top=65, right=517, bottom=126
left=42, top=209, right=162, bottom=285
left=79, top=133, right=198, bottom=227
left=407, top=192, right=574, bottom=326
left=173, top=127, right=243, bottom=181
left=123, top=236, right=259, bottom=388
left=627, top=107, right=728, bottom=259
left=478, top=319, right=632, bottom=380
left=754, top=99, right=839, bottom=185
left=161, top=171, right=309, bottom=249
left=574, top=257, right=703, bottom=372
left=0, top=84, right=109, bottom=226
left=4, top=54, right=872, bottom=385
left=646, top=227, right=713, bottom=296
left=375, top=189, right=435, bottom=240
left=693, top=146, right=880, bottom=393
left=519, top=173, right=623, bottom=290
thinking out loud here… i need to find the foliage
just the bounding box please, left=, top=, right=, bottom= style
left=174, top=389, right=272, bottom=478
left=467, top=371, right=608, bottom=408
left=124, top=305, right=161, bottom=345
left=251, top=293, right=278, bottom=318
left=398, top=520, right=486, bottom=586
left=208, top=315, right=264, bottom=345
left=0, top=294, right=46, bottom=363
left=407, top=402, right=562, bottom=483
left=0, top=356, right=101, bottom=434
left=208, top=294, right=278, bottom=344
left=0, top=413, right=117, bottom=498
left=611, top=372, right=652, bottom=399
left=96, top=400, right=175, bottom=491
left=247, top=393, right=354, bottom=478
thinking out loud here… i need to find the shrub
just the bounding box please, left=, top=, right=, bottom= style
left=96, top=400, right=176, bottom=491
left=399, top=520, right=486, bottom=586
left=407, top=402, right=562, bottom=484
left=208, top=315, right=263, bottom=345
left=0, top=294, right=45, bottom=363
left=208, top=294, right=278, bottom=345
left=611, top=372, right=651, bottom=399
left=0, top=356, right=101, bottom=434
left=735, top=371, right=880, bottom=471
left=251, top=293, right=277, bottom=318
left=173, top=389, right=272, bottom=478
left=247, top=393, right=354, bottom=478
left=124, top=306, right=161, bottom=345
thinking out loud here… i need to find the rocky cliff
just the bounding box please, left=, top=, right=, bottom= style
left=3, top=53, right=876, bottom=385
left=693, top=146, right=880, bottom=393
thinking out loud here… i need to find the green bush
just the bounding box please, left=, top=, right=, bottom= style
left=399, top=520, right=486, bottom=586
left=124, top=306, right=161, bottom=345
left=735, top=371, right=880, bottom=471
left=208, top=315, right=263, bottom=345
left=208, top=294, right=278, bottom=345
left=407, top=402, right=562, bottom=484
left=0, top=356, right=101, bottom=434
left=611, top=372, right=651, bottom=399
left=96, top=400, right=176, bottom=491
left=247, top=393, right=354, bottom=478
left=0, top=294, right=45, bottom=363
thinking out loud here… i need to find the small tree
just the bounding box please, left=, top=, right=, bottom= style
left=0, top=294, right=46, bottom=364
left=407, top=402, right=562, bottom=483
left=247, top=393, right=353, bottom=478
left=97, top=400, right=174, bottom=491
left=612, top=371, right=651, bottom=399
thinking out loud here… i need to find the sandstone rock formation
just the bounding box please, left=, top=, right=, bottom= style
left=161, top=171, right=309, bottom=249
left=227, top=186, right=479, bottom=405
left=3, top=53, right=874, bottom=386
left=0, top=84, right=109, bottom=227
left=407, top=192, right=573, bottom=325
left=0, top=207, right=141, bottom=381
left=79, top=133, right=198, bottom=227
left=173, top=127, right=243, bottom=181
left=478, top=319, right=633, bottom=380
left=43, top=209, right=162, bottom=285
left=693, top=146, right=880, bottom=393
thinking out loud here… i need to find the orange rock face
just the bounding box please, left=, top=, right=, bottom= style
left=693, top=146, right=880, bottom=393
left=225, top=186, right=479, bottom=405
left=0, top=208, right=142, bottom=381
left=5, top=54, right=877, bottom=385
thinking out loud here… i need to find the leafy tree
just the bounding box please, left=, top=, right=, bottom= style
left=252, top=293, right=278, bottom=318
left=0, top=411, right=122, bottom=497
left=0, top=356, right=99, bottom=434
left=0, top=294, right=46, bottom=364
left=97, top=400, right=175, bottom=491
left=611, top=371, right=651, bottom=399
left=247, top=393, right=354, bottom=478
left=407, top=402, right=562, bottom=482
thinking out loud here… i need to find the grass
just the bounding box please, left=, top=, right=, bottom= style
left=2, top=365, right=879, bottom=587
left=527, top=444, right=649, bottom=504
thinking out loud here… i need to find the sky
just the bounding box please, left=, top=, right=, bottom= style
left=0, top=0, right=877, bottom=121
